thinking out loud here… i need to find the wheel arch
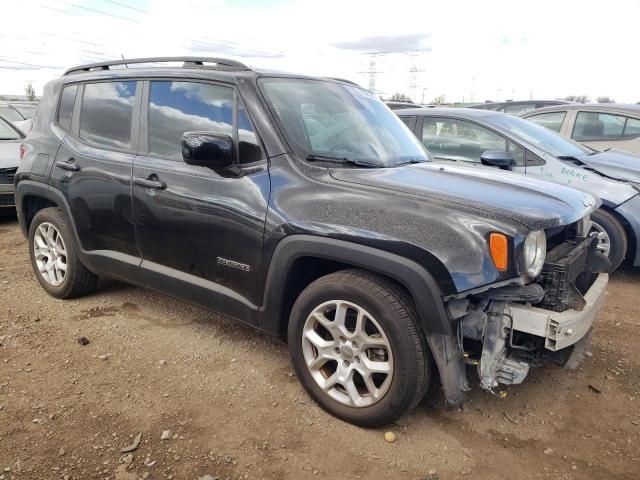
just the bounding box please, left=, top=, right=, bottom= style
left=257, top=235, right=452, bottom=339
left=15, top=181, right=67, bottom=238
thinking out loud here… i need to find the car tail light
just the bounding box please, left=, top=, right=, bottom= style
left=19, top=144, right=26, bottom=160
left=489, top=232, right=508, bottom=271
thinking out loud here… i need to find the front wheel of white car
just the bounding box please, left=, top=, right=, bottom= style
left=590, top=208, right=627, bottom=271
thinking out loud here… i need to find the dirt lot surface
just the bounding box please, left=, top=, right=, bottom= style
left=0, top=215, right=639, bottom=480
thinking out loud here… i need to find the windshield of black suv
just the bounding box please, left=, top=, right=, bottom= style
left=486, top=114, right=591, bottom=158
left=259, top=78, right=429, bottom=167
left=0, top=116, right=22, bottom=140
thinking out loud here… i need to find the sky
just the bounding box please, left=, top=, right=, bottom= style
left=1, top=0, right=639, bottom=103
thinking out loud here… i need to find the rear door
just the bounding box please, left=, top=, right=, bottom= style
left=132, top=79, right=270, bottom=325
left=49, top=80, right=139, bottom=274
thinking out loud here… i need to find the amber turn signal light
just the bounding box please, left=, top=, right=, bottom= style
left=489, top=233, right=508, bottom=271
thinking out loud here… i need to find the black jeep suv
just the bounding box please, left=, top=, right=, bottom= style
left=15, top=57, right=609, bottom=427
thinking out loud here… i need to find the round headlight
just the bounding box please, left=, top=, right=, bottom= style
left=523, top=230, right=546, bottom=278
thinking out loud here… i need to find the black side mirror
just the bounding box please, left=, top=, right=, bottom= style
left=182, top=132, right=234, bottom=168
left=480, top=150, right=514, bottom=170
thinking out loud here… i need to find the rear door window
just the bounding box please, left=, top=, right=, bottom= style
left=622, top=117, right=640, bottom=139
left=57, top=84, right=77, bottom=131
left=79, top=81, right=137, bottom=149
left=572, top=112, right=626, bottom=141
left=525, top=111, right=567, bottom=133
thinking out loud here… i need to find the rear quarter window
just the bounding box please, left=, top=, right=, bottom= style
left=57, top=84, right=78, bottom=131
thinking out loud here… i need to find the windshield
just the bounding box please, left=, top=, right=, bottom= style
left=0, top=105, right=24, bottom=122
left=0, top=117, right=22, bottom=140
left=12, top=104, right=37, bottom=119
left=486, top=114, right=591, bottom=158
left=259, top=78, right=429, bottom=167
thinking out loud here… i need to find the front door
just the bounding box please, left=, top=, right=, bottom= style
left=132, top=80, right=270, bottom=325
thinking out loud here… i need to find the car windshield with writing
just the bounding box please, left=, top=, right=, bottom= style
left=259, top=78, right=429, bottom=167
left=487, top=114, right=591, bottom=159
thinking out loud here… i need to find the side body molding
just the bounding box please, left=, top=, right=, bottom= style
left=258, top=235, right=452, bottom=336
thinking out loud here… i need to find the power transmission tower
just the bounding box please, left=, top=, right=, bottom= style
left=359, top=53, right=384, bottom=94
left=406, top=51, right=426, bottom=103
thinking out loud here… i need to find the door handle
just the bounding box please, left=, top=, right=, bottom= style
left=134, top=176, right=167, bottom=190
left=56, top=158, right=80, bottom=172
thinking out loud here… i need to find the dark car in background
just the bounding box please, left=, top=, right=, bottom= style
left=522, top=103, right=640, bottom=156
left=469, top=100, right=575, bottom=116
left=397, top=107, right=640, bottom=271
left=385, top=101, right=425, bottom=110
left=15, top=57, right=609, bottom=427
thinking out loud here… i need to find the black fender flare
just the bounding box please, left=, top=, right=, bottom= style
left=15, top=180, right=70, bottom=238
left=258, top=235, right=452, bottom=336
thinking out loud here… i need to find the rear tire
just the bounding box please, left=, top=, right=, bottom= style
left=591, top=208, right=627, bottom=271
left=28, top=207, right=98, bottom=299
left=287, top=269, right=431, bottom=427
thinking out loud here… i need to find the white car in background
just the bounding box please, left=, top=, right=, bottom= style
left=522, top=104, right=640, bottom=156
left=0, top=102, right=32, bottom=134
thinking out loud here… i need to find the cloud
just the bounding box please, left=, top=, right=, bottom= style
left=188, top=40, right=285, bottom=59
left=332, top=33, right=431, bottom=53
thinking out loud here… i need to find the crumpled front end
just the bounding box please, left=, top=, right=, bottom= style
left=443, top=218, right=610, bottom=400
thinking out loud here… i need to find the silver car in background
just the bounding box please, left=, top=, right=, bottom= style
left=522, top=104, right=640, bottom=155
left=0, top=115, right=23, bottom=211
left=397, top=107, right=640, bottom=271
left=0, top=102, right=32, bottom=134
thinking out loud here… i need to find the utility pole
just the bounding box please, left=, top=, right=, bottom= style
left=407, top=52, right=425, bottom=102
left=359, top=53, right=384, bottom=94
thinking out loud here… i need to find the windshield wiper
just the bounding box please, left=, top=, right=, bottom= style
left=397, top=159, right=427, bottom=166
left=306, top=154, right=378, bottom=168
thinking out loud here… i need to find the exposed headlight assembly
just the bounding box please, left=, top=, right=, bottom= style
left=523, top=230, right=546, bottom=278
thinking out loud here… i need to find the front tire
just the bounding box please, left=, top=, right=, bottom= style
left=287, top=269, right=431, bottom=427
left=590, top=208, right=627, bottom=271
left=28, top=207, right=98, bottom=299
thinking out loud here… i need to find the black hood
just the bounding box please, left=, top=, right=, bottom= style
left=330, top=162, right=598, bottom=230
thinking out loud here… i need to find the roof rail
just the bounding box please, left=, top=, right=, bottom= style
left=64, top=56, right=250, bottom=75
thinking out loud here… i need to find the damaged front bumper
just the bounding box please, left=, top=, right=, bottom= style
left=476, top=272, right=608, bottom=392
left=507, top=273, right=608, bottom=352
left=435, top=233, right=610, bottom=405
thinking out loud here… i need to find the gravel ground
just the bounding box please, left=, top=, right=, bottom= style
left=0, top=214, right=639, bottom=480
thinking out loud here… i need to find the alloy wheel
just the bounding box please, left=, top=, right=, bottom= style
left=301, top=300, right=394, bottom=408
left=33, top=222, right=67, bottom=287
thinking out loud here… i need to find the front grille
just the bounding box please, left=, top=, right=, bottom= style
left=0, top=194, right=15, bottom=206
left=537, top=235, right=598, bottom=312
left=0, top=167, right=17, bottom=185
